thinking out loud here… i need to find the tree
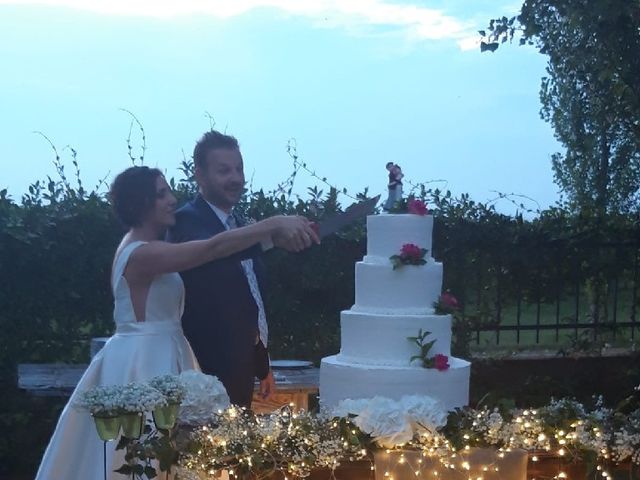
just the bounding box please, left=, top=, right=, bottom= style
left=482, top=0, right=640, bottom=215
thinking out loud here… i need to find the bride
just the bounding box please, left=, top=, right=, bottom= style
left=36, top=166, right=319, bottom=479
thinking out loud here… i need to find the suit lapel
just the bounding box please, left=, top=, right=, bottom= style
left=193, top=195, right=262, bottom=273
left=194, top=194, right=226, bottom=234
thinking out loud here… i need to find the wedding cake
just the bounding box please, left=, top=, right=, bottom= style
left=320, top=213, right=471, bottom=411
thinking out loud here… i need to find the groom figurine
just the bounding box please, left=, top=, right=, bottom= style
left=168, top=130, right=316, bottom=408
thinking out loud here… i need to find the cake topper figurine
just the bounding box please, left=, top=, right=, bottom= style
left=383, top=162, right=404, bottom=211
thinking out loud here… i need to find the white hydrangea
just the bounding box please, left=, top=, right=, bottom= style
left=401, top=394, right=449, bottom=433
left=332, top=395, right=448, bottom=448
left=177, top=370, right=230, bottom=425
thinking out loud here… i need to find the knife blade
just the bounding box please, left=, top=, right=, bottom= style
left=312, top=195, right=380, bottom=238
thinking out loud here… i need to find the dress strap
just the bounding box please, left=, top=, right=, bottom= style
left=111, top=241, right=148, bottom=290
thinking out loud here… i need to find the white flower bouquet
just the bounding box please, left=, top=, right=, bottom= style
left=177, top=370, right=230, bottom=425
left=331, top=395, right=448, bottom=448
left=149, top=374, right=186, bottom=404
left=75, top=385, right=124, bottom=417
left=118, top=381, right=167, bottom=413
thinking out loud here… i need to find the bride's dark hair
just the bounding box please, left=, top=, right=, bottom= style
left=109, top=166, right=163, bottom=228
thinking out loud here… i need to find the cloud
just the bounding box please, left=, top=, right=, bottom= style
left=2, top=0, right=478, bottom=48
left=457, top=35, right=481, bottom=51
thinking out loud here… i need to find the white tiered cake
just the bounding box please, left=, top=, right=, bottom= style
left=320, top=213, right=471, bottom=411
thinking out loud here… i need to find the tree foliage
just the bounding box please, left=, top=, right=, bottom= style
left=482, top=0, right=640, bottom=214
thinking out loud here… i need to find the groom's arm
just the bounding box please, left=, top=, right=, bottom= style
left=168, top=208, right=263, bottom=264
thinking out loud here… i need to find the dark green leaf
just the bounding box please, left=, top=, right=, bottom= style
left=480, top=41, right=499, bottom=52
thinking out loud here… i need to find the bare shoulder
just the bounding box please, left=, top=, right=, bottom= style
left=124, top=240, right=171, bottom=277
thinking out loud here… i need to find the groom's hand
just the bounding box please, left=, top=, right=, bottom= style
left=259, top=370, right=276, bottom=400
left=271, top=216, right=320, bottom=252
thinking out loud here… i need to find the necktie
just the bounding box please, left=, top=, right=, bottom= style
left=226, top=215, right=269, bottom=347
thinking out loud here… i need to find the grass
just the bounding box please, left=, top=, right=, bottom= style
left=464, top=288, right=639, bottom=351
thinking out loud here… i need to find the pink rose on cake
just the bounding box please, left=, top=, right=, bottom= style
left=391, top=243, right=428, bottom=270
left=441, top=293, right=459, bottom=309
left=386, top=195, right=430, bottom=215
left=407, top=199, right=429, bottom=216
left=400, top=243, right=422, bottom=258
left=408, top=329, right=451, bottom=371
left=434, top=292, right=461, bottom=314
left=433, top=354, right=450, bottom=371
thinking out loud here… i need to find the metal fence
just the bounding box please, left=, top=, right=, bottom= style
left=449, top=240, right=640, bottom=347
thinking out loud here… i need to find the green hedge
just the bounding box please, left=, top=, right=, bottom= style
left=1, top=174, right=639, bottom=477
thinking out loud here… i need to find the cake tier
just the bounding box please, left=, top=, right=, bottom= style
left=353, top=260, right=442, bottom=314
left=320, top=355, right=470, bottom=411
left=367, top=214, right=433, bottom=259
left=338, top=310, right=451, bottom=366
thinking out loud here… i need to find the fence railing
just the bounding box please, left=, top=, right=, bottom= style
left=446, top=240, right=640, bottom=348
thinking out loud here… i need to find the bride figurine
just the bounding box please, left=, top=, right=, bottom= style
left=35, top=166, right=318, bottom=479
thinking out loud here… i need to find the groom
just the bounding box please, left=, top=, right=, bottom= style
left=168, top=130, right=317, bottom=408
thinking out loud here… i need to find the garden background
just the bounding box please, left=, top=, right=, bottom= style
left=1, top=0, right=640, bottom=478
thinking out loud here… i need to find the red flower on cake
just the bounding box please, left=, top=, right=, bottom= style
left=440, top=293, right=460, bottom=310
left=433, top=292, right=461, bottom=314
left=391, top=243, right=428, bottom=270
left=434, top=354, right=450, bottom=371
left=407, top=199, right=429, bottom=216
left=400, top=243, right=422, bottom=259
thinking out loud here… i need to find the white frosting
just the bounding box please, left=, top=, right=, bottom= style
left=353, top=261, right=442, bottom=314
left=338, top=311, right=451, bottom=366
left=319, top=212, right=471, bottom=412
left=367, top=214, right=433, bottom=259
left=320, top=355, right=470, bottom=411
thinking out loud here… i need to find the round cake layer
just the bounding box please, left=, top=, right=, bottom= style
left=338, top=310, right=451, bottom=366
left=320, top=355, right=470, bottom=412
left=367, top=214, right=433, bottom=259
left=353, top=260, right=442, bottom=314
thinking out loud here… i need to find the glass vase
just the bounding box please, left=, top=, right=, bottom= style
left=120, top=412, right=144, bottom=439
left=153, top=403, right=180, bottom=430
left=92, top=415, right=121, bottom=441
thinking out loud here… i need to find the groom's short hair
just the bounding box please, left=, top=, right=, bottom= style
left=193, top=130, right=240, bottom=170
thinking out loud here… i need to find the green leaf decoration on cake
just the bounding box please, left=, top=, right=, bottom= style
left=408, top=329, right=450, bottom=371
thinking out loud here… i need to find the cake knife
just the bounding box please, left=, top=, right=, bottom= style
left=311, top=195, right=380, bottom=238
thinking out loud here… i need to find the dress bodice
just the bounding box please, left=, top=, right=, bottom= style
left=111, top=241, right=185, bottom=327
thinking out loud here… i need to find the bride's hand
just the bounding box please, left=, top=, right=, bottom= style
left=269, top=215, right=320, bottom=252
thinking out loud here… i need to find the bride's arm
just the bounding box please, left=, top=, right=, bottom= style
left=127, top=215, right=319, bottom=278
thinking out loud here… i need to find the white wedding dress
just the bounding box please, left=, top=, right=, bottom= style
left=36, top=241, right=200, bottom=479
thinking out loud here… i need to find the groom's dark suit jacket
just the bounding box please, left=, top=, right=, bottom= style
left=167, top=195, right=269, bottom=408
